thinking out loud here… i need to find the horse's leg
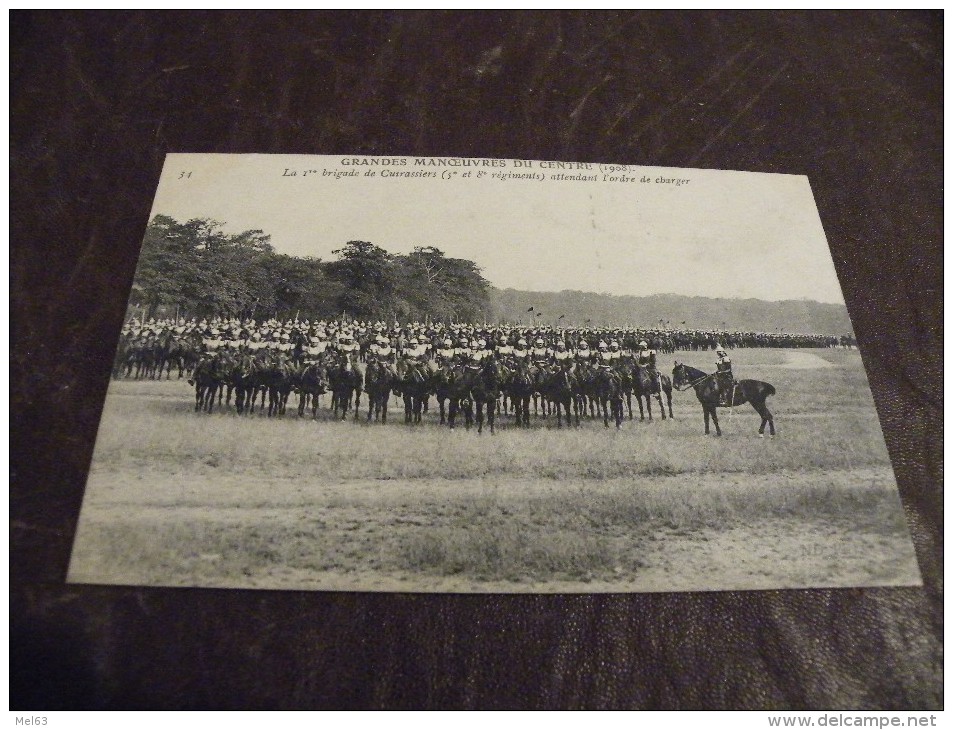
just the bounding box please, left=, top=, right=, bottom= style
left=657, top=388, right=666, bottom=420
left=704, top=405, right=711, bottom=435
left=602, top=397, right=609, bottom=428
left=626, top=392, right=633, bottom=420
left=711, top=405, right=721, bottom=436
left=353, top=389, right=362, bottom=421
left=476, top=400, right=484, bottom=435
left=381, top=390, right=389, bottom=424
left=367, top=389, right=374, bottom=422
left=448, top=399, right=457, bottom=429
left=666, top=388, right=674, bottom=419
left=488, top=398, right=496, bottom=434
left=404, top=393, right=413, bottom=424
left=754, top=399, right=775, bottom=437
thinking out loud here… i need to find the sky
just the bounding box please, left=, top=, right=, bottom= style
left=150, top=154, right=846, bottom=304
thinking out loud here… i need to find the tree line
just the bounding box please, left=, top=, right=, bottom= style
left=131, top=215, right=492, bottom=323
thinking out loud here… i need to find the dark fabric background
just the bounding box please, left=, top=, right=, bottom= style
left=10, top=11, right=942, bottom=709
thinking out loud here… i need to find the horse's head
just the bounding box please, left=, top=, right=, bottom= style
left=671, top=361, right=689, bottom=388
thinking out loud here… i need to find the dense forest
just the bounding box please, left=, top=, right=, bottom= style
left=131, top=215, right=851, bottom=334
left=131, top=215, right=493, bottom=323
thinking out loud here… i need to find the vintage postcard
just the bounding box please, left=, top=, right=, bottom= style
left=67, top=154, right=921, bottom=593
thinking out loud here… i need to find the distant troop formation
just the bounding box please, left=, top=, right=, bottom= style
left=113, top=316, right=831, bottom=431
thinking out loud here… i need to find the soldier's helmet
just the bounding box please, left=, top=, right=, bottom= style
left=556, top=341, right=566, bottom=349
left=639, top=340, right=648, bottom=348
left=443, top=339, right=452, bottom=347
left=598, top=341, right=608, bottom=350
left=477, top=339, right=486, bottom=348
left=610, top=340, right=619, bottom=349
left=459, top=339, right=469, bottom=347
left=579, top=341, right=589, bottom=349
left=535, top=338, right=544, bottom=346
left=408, top=338, right=418, bottom=345
left=517, top=338, right=527, bottom=347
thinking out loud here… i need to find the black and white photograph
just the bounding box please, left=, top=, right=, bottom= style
left=66, top=153, right=921, bottom=594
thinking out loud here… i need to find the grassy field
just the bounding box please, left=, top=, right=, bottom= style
left=68, top=348, right=922, bottom=592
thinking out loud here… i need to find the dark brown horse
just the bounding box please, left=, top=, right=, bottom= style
left=500, top=361, right=533, bottom=427
left=632, top=364, right=674, bottom=421
left=539, top=365, right=579, bottom=428
left=672, top=362, right=775, bottom=437
left=593, top=365, right=624, bottom=429
left=327, top=352, right=363, bottom=421
left=364, top=359, right=396, bottom=424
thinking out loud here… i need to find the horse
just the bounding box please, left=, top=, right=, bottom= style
left=396, top=359, right=432, bottom=424
left=593, top=365, right=624, bottom=428
left=539, top=365, right=579, bottom=428
left=672, top=362, right=775, bottom=437
left=632, top=364, right=674, bottom=421
left=188, top=354, right=224, bottom=413
left=500, top=360, right=534, bottom=427
left=295, top=361, right=329, bottom=419
left=463, top=357, right=502, bottom=434
left=364, top=359, right=397, bottom=423
left=327, top=351, right=363, bottom=421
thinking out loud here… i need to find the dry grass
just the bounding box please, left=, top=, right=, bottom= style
left=69, top=348, right=918, bottom=590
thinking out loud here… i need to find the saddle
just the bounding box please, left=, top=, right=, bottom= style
left=718, top=380, right=737, bottom=407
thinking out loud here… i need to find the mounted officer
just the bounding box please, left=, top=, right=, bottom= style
left=715, top=345, right=735, bottom=405
left=636, top=340, right=657, bottom=379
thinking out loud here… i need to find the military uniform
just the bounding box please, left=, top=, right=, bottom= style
left=715, top=348, right=734, bottom=405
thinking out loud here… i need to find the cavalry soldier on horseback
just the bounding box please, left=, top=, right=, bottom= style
left=552, top=340, right=574, bottom=370
left=607, top=340, right=623, bottom=363
left=335, top=331, right=359, bottom=360
left=511, top=338, right=530, bottom=363
left=368, top=335, right=396, bottom=364
left=366, top=334, right=397, bottom=379
left=530, top=338, right=550, bottom=365
left=575, top=340, right=592, bottom=364
left=303, top=334, right=327, bottom=361
left=453, top=338, right=474, bottom=365
left=636, top=340, right=657, bottom=378
left=471, top=338, right=491, bottom=363
left=595, top=341, right=614, bottom=366
left=715, top=345, right=735, bottom=406
left=436, top=338, right=456, bottom=366
left=398, top=337, right=429, bottom=383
